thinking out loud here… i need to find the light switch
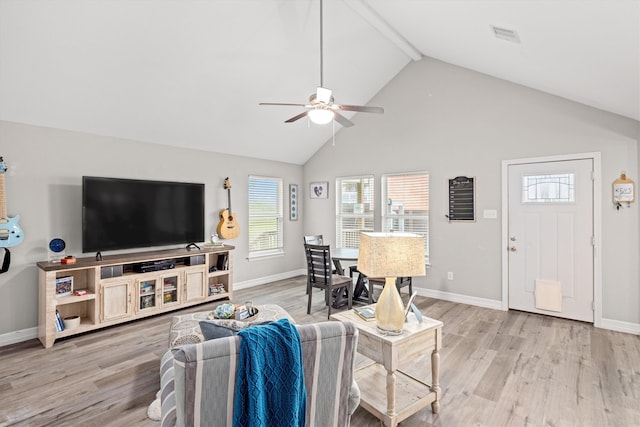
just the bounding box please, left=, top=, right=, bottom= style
left=483, top=209, right=498, bottom=219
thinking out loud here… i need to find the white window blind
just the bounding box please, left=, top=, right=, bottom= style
left=248, top=175, right=283, bottom=258
left=382, top=172, right=430, bottom=261
left=335, top=175, right=374, bottom=248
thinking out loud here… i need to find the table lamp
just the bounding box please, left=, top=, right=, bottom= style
left=357, top=232, right=425, bottom=335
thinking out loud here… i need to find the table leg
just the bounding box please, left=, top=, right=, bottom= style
left=431, top=347, right=441, bottom=414
left=386, top=368, right=397, bottom=417
left=353, top=272, right=368, bottom=301
left=332, top=258, right=344, bottom=275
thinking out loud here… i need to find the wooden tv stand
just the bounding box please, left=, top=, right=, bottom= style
left=37, top=245, right=234, bottom=348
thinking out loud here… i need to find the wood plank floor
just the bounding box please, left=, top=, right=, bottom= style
left=1, top=276, right=638, bottom=426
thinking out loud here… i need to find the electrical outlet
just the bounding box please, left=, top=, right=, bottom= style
left=447, top=272, right=454, bottom=280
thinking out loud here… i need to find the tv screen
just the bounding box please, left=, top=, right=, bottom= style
left=82, top=176, right=205, bottom=253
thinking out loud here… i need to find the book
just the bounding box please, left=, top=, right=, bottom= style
left=55, top=276, right=73, bottom=297
left=354, top=307, right=376, bottom=321
left=55, top=310, right=65, bottom=332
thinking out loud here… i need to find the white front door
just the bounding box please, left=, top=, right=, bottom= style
left=508, top=159, right=594, bottom=322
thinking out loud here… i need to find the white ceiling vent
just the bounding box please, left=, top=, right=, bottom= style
left=490, top=25, right=521, bottom=43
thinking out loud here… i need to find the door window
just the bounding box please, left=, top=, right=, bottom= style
left=522, top=173, right=575, bottom=203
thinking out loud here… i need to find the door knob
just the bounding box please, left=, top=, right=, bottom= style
left=510, top=236, right=516, bottom=241
left=509, top=246, right=517, bottom=252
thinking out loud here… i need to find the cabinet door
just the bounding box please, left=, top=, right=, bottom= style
left=160, top=274, right=181, bottom=308
left=101, top=280, right=132, bottom=321
left=135, top=276, right=159, bottom=314
left=184, top=267, right=206, bottom=303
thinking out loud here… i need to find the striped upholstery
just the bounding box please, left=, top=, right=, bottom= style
left=160, top=321, right=359, bottom=427
left=160, top=349, right=177, bottom=427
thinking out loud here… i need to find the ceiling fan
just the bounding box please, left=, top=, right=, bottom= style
left=259, top=0, right=384, bottom=128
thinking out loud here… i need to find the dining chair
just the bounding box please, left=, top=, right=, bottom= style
left=304, top=234, right=345, bottom=276
left=303, top=235, right=327, bottom=294
left=306, top=234, right=360, bottom=278
left=366, top=276, right=413, bottom=304
left=303, top=235, right=324, bottom=245
left=304, top=243, right=353, bottom=319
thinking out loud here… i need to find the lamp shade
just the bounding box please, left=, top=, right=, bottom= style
left=357, top=232, right=425, bottom=278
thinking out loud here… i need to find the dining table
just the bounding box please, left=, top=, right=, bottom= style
left=331, top=247, right=370, bottom=303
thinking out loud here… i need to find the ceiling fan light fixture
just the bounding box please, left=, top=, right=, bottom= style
left=258, top=0, right=383, bottom=128
left=308, top=108, right=334, bottom=125
left=316, top=87, right=332, bottom=104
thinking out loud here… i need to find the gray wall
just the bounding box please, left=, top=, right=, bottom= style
left=0, top=121, right=304, bottom=336
left=304, top=58, right=640, bottom=325
left=1, top=56, right=638, bottom=340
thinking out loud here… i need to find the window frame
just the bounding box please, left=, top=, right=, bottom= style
left=381, top=171, right=430, bottom=263
left=247, top=175, right=284, bottom=260
left=335, top=175, right=375, bottom=249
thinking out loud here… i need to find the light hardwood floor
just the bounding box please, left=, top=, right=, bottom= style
left=1, top=276, right=638, bottom=427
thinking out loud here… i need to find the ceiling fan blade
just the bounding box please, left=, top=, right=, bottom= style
left=333, top=111, right=354, bottom=128
left=285, top=111, right=309, bottom=123
left=260, top=102, right=307, bottom=107
left=335, top=104, right=384, bottom=114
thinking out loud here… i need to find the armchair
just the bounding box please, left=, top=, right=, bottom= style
left=160, top=321, right=360, bottom=427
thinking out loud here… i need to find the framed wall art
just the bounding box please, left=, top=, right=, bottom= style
left=289, top=184, right=298, bottom=220
left=309, top=182, right=328, bottom=199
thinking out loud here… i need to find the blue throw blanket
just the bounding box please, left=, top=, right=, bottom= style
left=233, top=319, right=306, bottom=427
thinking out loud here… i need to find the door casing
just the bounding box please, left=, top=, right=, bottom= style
left=501, top=152, right=602, bottom=326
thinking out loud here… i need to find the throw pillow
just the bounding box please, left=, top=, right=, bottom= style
left=199, top=319, right=272, bottom=341
left=198, top=321, right=239, bottom=340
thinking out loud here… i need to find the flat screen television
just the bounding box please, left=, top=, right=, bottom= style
left=82, top=176, right=205, bottom=253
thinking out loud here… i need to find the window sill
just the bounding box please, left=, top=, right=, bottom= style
left=247, top=250, right=285, bottom=261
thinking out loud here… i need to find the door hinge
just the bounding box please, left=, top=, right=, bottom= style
left=592, top=301, right=595, bottom=311
left=591, top=236, right=596, bottom=246
left=591, top=170, right=596, bottom=181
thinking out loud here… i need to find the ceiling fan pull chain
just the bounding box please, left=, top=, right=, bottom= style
left=332, top=119, right=336, bottom=146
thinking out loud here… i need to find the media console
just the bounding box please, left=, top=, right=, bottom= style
left=37, top=245, right=234, bottom=348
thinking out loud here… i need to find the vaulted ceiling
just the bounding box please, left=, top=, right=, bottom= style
left=1, top=0, right=638, bottom=165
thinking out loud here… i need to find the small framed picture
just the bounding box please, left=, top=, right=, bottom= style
left=289, top=184, right=298, bottom=220
left=309, top=182, right=328, bottom=199
left=55, top=276, right=74, bottom=297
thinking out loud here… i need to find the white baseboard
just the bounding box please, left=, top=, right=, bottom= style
left=416, top=287, right=640, bottom=336
left=415, top=287, right=504, bottom=311
left=599, top=318, right=640, bottom=335
left=233, top=269, right=306, bottom=290
left=0, top=326, right=38, bottom=347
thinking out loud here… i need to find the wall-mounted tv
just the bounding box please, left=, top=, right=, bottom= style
left=82, top=176, right=205, bottom=253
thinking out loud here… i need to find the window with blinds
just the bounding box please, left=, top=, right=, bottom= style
left=382, top=172, right=430, bottom=261
left=335, top=175, right=374, bottom=248
left=248, top=175, right=283, bottom=258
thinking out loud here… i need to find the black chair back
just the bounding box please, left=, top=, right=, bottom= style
left=304, top=244, right=332, bottom=286
left=303, top=235, right=324, bottom=245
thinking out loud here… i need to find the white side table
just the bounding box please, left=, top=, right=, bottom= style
left=331, top=306, right=443, bottom=427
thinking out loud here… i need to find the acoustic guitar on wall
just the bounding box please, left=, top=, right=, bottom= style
left=217, top=177, right=240, bottom=239
left=0, top=156, right=24, bottom=249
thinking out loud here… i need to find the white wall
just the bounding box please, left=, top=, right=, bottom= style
left=304, top=58, right=640, bottom=326
left=0, top=121, right=304, bottom=336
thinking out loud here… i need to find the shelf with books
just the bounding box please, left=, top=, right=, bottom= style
left=55, top=298, right=97, bottom=334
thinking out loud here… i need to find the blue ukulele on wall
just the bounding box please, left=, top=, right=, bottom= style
left=0, top=157, right=24, bottom=248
